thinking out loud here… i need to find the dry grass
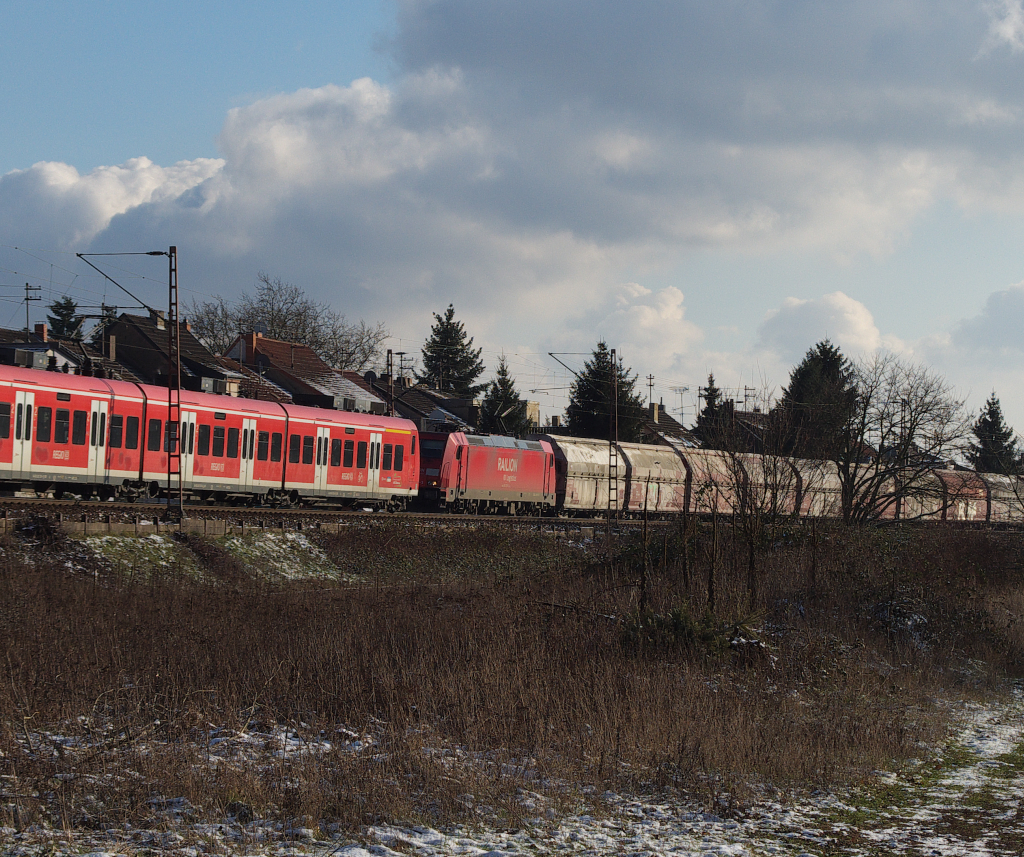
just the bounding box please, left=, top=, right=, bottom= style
left=1, top=519, right=1022, bottom=834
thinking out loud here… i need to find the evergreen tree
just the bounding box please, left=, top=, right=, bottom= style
left=565, top=341, right=646, bottom=442
left=967, top=393, right=1022, bottom=474
left=693, top=373, right=735, bottom=448
left=46, top=296, right=84, bottom=339
left=773, top=339, right=857, bottom=459
left=416, top=304, right=486, bottom=397
left=478, top=355, right=532, bottom=436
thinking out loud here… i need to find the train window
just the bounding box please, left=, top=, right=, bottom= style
left=343, top=439, right=354, bottom=467
left=55, top=409, right=70, bottom=444
left=189, top=422, right=195, bottom=455
left=382, top=443, right=393, bottom=471
left=197, top=424, right=211, bottom=456
left=36, top=407, right=52, bottom=443
left=331, top=438, right=342, bottom=467
left=125, top=416, right=139, bottom=450
left=247, top=429, right=255, bottom=460
left=92, top=413, right=106, bottom=447
left=15, top=403, right=22, bottom=440
left=315, top=436, right=323, bottom=466
left=394, top=444, right=403, bottom=472
left=257, top=431, right=269, bottom=461
left=345, top=427, right=355, bottom=435
left=107, top=414, right=121, bottom=448
left=270, top=432, right=282, bottom=462
left=227, top=427, right=240, bottom=459
left=302, top=435, right=314, bottom=465
left=356, top=440, right=367, bottom=469
left=147, top=418, right=161, bottom=451
left=164, top=421, right=177, bottom=453
left=72, top=411, right=88, bottom=446
left=0, top=402, right=9, bottom=439
left=215, top=412, right=226, bottom=420
left=56, top=392, right=71, bottom=402
left=411, top=436, right=416, bottom=455
left=213, top=426, right=225, bottom=457
left=289, top=433, right=301, bottom=464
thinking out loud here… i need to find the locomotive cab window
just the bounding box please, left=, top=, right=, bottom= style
left=36, top=407, right=52, bottom=443
left=72, top=411, right=88, bottom=446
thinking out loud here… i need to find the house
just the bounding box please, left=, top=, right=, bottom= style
left=225, top=332, right=384, bottom=413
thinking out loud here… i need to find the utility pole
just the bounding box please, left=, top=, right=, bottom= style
left=646, top=373, right=655, bottom=404
left=386, top=349, right=395, bottom=417
left=24, top=283, right=40, bottom=335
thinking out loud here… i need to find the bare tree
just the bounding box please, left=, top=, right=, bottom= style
left=186, top=273, right=389, bottom=371
left=835, top=353, right=970, bottom=524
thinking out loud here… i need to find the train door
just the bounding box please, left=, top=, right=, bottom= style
left=239, top=417, right=257, bottom=492
left=12, top=390, right=34, bottom=481
left=314, top=426, right=330, bottom=494
left=179, top=411, right=198, bottom=485
left=88, top=399, right=108, bottom=482
left=368, top=431, right=382, bottom=495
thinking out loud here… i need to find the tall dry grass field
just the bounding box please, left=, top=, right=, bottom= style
left=1, top=520, right=1022, bottom=832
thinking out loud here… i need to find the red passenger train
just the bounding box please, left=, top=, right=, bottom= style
left=0, top=364, right=418, bottom=508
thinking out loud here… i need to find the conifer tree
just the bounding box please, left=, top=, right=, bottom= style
left=565, top=341, right=645, bottom=442
left=416, top=304, right=486, bottom=397
left=46, top=296, right=83, bottom=340
left=694, top=373, right=735, bottom=448
left=967, top=393, right=1022, bottom=474
left=478, top=355, right=532, bottom=436
left=774, top=339, right=857, bottom=459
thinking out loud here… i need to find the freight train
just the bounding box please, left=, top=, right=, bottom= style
left=0, top=363, right=1017, bottom=523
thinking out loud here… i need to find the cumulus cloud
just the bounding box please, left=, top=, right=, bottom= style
left=0, top=157, right=222, bottom=249
left=756, top=291, right=900, bottom=363
left=951, top=281, right=1024, bottom=352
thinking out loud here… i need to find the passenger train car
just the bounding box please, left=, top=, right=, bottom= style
left=0, top=364, right=418, bottom=508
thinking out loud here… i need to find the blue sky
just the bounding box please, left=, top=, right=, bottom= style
left=3, top=0, right=1024, bottom=432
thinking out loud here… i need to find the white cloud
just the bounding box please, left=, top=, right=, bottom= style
left=756, top=291, right=902, bottom=362
left=980, top=0, right=1024, bottom=54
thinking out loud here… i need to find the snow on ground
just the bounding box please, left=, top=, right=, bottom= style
left=5, top=686, right=1024, bottom=856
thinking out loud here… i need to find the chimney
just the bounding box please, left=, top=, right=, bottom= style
left=105, top=333, right=116, bottom=362
left=34, top=322, right=47, bottom=342
left=150, top=309, right=166, bottom=330
left=649, top=402, right=660, bottom=424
